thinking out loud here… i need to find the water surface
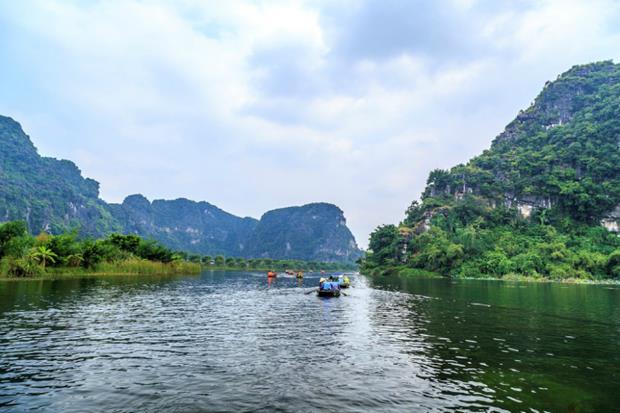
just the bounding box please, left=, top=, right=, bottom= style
left=1, top=271, right=619, bottom=412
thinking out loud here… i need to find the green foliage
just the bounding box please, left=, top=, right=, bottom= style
left=419, top=62, right=620, bottom=224
left=29, top=246, right=58, bottom=268
left=607, top=250, right=620, bottom=277
left=201, top=255, right=356, bottom=271
left=108, top=234, right=141, bottom=254
left=0, top=221, right=30, bottom=258
left=362, top=62, right=620, bottom=281
left=0, top=221, right=197, bottom=277
left=0, top=116, right=360, bottom=263
left=366, top=225, right=401, bottom=267
left=244, top=203, right=362, bottom=262
left=0, top=256, right=43, bottom=277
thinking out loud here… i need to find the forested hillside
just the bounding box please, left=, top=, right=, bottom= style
left=245, top=203, right=361, bottom=262
left=0, top=116, right=120, bottom=236
left=0, top=116, right=361, bottom=262
left=364, top=61, right=620, bottom=280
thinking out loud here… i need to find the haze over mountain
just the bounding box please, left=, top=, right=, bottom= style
left=0, top=116, right=361, bottom=262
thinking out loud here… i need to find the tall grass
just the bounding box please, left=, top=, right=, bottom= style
left=1, top=258, right=201, bottom=279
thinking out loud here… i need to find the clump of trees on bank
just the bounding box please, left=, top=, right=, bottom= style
left=0, top=220, right=356, bottom=278
left=362, top=199, right=620, bottom=281
left=183, top=253, right=357, bottom=272
left=0, top=221, right=200, bottom=277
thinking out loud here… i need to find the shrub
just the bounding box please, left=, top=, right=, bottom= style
left=0, top=256, right=43, bottom=277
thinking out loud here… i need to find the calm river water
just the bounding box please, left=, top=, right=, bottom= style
left=1, top=271, right=619, bottom=412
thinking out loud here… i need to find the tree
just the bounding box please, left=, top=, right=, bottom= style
left=29, top=246, right=58, bottom=269
left=404, top=201, right=423, bottom=225
left=0, top=221, right=28, bottom=258
left=108, top=234, right=141, bottom=254
left=188, top=254, right=202, bottom=263
left=214, top=255, right=225, bottom=266
left=65, top=253, right=84, bottom=268
left=607, top=250, right=620, bottom=278
left=367, top=225, right=400, bottom=267
left=136, top=239, right=173, bottom=262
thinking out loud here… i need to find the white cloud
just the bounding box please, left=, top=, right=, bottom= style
left=0, top=0, right=619, bottom=247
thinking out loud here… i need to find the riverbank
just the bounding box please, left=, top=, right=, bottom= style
left=202, top=265, right=357, bottom=272
left=362, top=265, right=620, bottom=285
left=0, top=258, right=201, bottom=280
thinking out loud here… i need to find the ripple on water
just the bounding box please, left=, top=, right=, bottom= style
left=0, top=272, right=619, bottom=412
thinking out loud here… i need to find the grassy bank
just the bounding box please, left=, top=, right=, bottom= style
left=361, top=265, right=442, bottom=278
left=0, top=222, right=204, bottom=280
left=361, top=265, right=620, bottom=284
left=0, top=258, right=201, bottom=280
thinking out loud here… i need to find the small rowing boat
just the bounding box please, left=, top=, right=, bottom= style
left=318, top=278, right=341, bottom=297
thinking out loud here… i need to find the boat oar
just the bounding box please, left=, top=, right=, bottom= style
left=305, top=288, right=318, bottom=295
left=341, top=291, right=348, bottom=297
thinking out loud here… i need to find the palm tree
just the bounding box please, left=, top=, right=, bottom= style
left=65, top=253, right=83, bottom=267
left=30, top=246, right=58, bottom=269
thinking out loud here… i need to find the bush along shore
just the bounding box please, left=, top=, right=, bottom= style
left=0, top=221, right=201, bottom=278
left=181, top=254, right=358, bottom=272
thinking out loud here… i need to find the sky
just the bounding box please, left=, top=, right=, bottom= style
left=1, top=0, right=619, bottom=248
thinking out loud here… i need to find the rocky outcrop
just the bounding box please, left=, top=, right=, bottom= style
left=0, top=115, right=121, bottom=236
left=420, top=61, right=620, bottom=230
left=108, top=195, right=259, bottom=256
left=244, top=203, right=362, bottom=262
left=494, top=61, right=620, bottom=145
left=601, top=205, right=620, bottom=232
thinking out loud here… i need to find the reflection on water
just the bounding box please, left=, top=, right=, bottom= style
left=0, top=271, right=619, bottom=412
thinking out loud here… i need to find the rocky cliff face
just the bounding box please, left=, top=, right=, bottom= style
left=421, top=61, right=620, bottom=230
left=365, top=61, right=620, bottom=280
left=0, top=115, right=361, bottom=261
left=0, top=115, right=121, bottom=236
left=244, top=203, right=362, bottom=262
left=108, top=195, right=258, bottom=256
left=495, top=62, right=620, bottom=145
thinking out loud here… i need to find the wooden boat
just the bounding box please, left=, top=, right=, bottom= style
left=317, top=280, right=341, bottom=297
left=338, top=275, right=351, bottom=288
left=267, top=271, right=277, bottom=278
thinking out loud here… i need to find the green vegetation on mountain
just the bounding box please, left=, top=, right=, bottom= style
left=0, top=116, right=361, bottom=262
left=0, top=221, right=200, bottom=278
left=108, top=194, right=259, bottom=257
left=245, top=203, right=362, bottom=262
left=0, top=116, right=120, bottom=236
left=363, top=61, right=620, bottom=281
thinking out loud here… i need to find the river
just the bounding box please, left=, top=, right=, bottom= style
left=1, top=271, right=619, bottom=412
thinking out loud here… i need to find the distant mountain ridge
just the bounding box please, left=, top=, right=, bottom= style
left=0, top=115, right=361, bottom=262
left=245, top=203, right=361, bottom=262
left=107, top=194, right=259, bottom=257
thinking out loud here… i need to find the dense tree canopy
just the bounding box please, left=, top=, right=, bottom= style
left=363, top=62, right=620, bottom=280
